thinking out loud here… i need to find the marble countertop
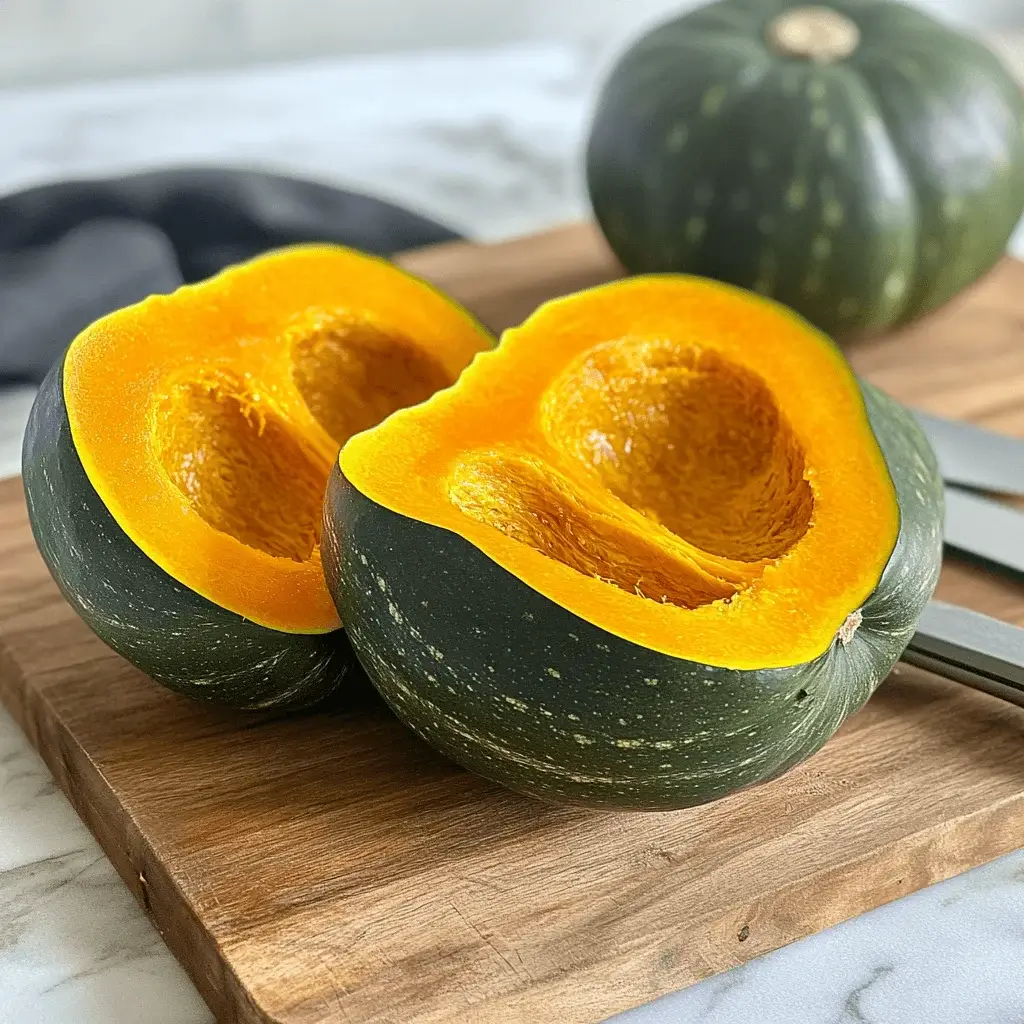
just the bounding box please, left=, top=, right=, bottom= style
left=3, top=39, right=1024, bottom=1024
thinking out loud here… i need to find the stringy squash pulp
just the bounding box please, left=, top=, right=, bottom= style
left=341, top=275, right=900, bottom=669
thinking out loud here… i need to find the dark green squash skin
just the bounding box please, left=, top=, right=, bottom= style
left=22, top=359, right=352, bottom=710
left=587, top=0, right=1024, bottom=339
left=323, top=382, right=943, bottom=810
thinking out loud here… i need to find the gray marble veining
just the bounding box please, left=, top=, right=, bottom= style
left=2, top=40, right=1024, bottom=1024
left=0, top=707, right=211, bottom=1024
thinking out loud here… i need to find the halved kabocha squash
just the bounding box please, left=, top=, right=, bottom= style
left=23, top=244, right=491, bottom=709
left=324, top=275, right=944, bottom=809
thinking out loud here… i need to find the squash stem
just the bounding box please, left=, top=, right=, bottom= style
left=767, top=6, right=861, bottom=64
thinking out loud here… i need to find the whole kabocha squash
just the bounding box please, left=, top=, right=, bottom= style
left=23, top=244, right=491, bottom=709
left=322, top=275, right=944, bottom=810
left=587, top=0, right=1024, bottom=339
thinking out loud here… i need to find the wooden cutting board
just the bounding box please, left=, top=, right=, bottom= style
left=2, top=223, right=1024, bottom=1024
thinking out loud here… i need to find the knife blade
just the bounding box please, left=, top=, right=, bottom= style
left=943, top=487, right=1024, bottom=576
left=903, top=600, right=1024, bottom=709
left=913, top=410, right=1024, bottom=497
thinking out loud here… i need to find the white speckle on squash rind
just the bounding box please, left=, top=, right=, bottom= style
left=884, top=273, right=907, bottom=300
left=700, top=85, right=727, bottom=117
left=665, top=124, right=689, bottom=152
left=807, top=79, right=827, bottom=102
left=823, top=199, right=845, bottom=227
left=685, top=217, right=706, bottom=244
left=827, top=125, right=847, bottom=157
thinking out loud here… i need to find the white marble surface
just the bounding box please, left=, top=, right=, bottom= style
left=3, top=40, right=1024, bottom=1024
left=1, top=0, right=1012, bottom=88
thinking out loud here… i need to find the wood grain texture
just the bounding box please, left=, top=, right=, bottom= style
left=2, top=223, right=1024, bottom=1024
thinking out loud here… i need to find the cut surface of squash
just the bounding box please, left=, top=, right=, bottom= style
left=63, top=244, right=491, bottom=633
left=341, top=275, right=900, bottom=668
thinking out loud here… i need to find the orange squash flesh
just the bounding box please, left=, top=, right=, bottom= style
left=341, top=275, right=900, bottom=669
left=64, top=244, right=492, bottom=633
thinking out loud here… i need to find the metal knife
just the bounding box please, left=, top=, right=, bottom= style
left=943, top=488, right=1024, bottom=576
left=903, top=600, right=1024, bottom=710
left=911, top=409, right=1024, bottom=575
left=892, top=411, right=1024, bottom=705
left=913, top=410, right=1024, bottom=497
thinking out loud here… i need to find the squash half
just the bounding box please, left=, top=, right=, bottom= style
left=325, top=276, right=944, bottom=808
left=23, top=244, right=491, bottom=708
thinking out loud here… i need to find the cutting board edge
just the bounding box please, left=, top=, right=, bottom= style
left=0, top=512, right=263, bottom=1024
left=428, top=791, right=1024, bottom=1024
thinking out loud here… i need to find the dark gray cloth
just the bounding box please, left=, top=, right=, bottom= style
left=0, top=168, right=461, bottom=383
left=0, top=219, right=183, bottom=381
